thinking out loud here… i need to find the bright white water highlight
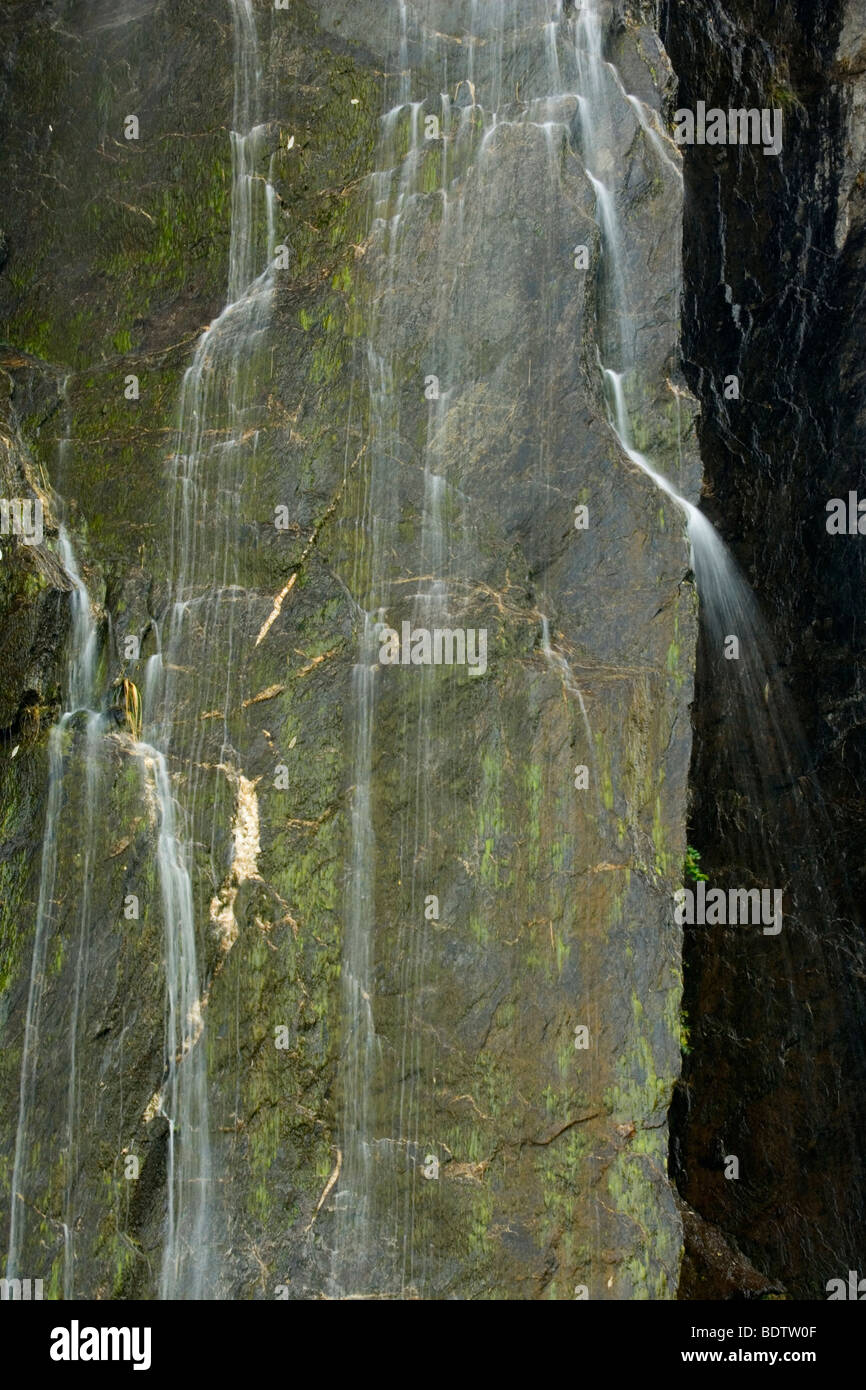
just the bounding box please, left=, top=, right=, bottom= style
left=137, top=744, right=211, bottom=1301
left=154, top=0, right=276, bottom=1298
left=58, top=527, right=99, bottom=712
left=62, top=710, right=101, bottom=1299
left=601, top=369, right=800, bottom=819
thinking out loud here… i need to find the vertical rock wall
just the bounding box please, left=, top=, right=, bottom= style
left=664, top=0, right=866, bottom=1299
left=0, top=1, right=698, bottom=1297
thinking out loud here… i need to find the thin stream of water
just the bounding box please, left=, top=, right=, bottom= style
left=7, top=521, right=100, bottom=1284
left=331, top=0, right=820, bottom=1299
left=8, top=0, right=276, bottom=1298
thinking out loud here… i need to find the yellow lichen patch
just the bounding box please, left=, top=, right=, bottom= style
left=296, top=647, right=339, bottom=678
left=209, top=767, right=262, bottom=953
left=255, top=575, right=298, bottom=647
left=242, top=684, right=285, bottom=708
left=142, top=1091, right=162, bottom=1124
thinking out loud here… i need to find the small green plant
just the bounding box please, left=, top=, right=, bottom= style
left=684, top=845, right=708, bottom=883
left=769, top=80, right=801, bottom=113
left=679, top=1008, right=692, bottom=1055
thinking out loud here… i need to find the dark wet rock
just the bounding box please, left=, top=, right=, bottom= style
left=663, top=0, right=866, bottom=1299
left=678, top=1199, right=785, bottom=1301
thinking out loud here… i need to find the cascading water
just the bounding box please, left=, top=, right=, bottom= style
left=58, top=529, right=99, bottom=714
left=61, top=709, right=101, bottom=1300
left=6, top=0, right=276, bottom=1298
left=331, top=0, right=691, bottom=1298
left=328, top=0, right=818, bottom=1299
left=145, top=0, right=276, bottom=1299
left=3, top=0, right=822, bottom=1301
left=141, top=743, right=210, bottom=1301
left=603, top=367, right=802, bottom=818
left=6, top=527, right=99, bottom=1287
left=55, top=532, right=102, bottom=1298
left=567, top=6, right=839, bottom=1288
left=533, top=0, right=817, bottom=880
left=331, top=610, right=380, bottom=1294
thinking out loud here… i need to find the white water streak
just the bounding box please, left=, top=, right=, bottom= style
left=155, top=0, right=276, bottom=1298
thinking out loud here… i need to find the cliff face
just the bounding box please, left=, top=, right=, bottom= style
left=663, top=0, right=866, bottom=1298
left=0, top=0, right=701, bottom=1299
left=4, top=0, right=864, bottom=1306
left=3, top=0, right=865, bottom=1306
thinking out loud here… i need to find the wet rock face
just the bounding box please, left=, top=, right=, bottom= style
left=676, top=1198, right=785, bottom=1301
left=1, top=1, right=696, bottom=1297
left=663, top=0, right=866, bottom=1297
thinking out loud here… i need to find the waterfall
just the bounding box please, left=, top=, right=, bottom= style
left=331, top=610, right=380, bottom=1294
left=152, top=0, right=276, bottom=1298
left=139, top=744, right=211, bottom=1301
left=539, top=614, right=595, bottom=781
left=328, top=0, right=813, bottom=1298
left=580, top=3, right=817, bottom=875
left=602, top=366, right=803, bottom=817
left=6, top=525, right=99, bottom=1285
left=7, top=0, right=275, bottom=1298
left=575, top=6, right=832, bottom=1217
left=58, top=529, right=99, bottom=713
left=7, top=720, right=68, bottom=1282
left=334, top=0, right=660, bottom=1298
left=4, top=0, right=817, bottom=1302
left=61, top=710, right=102, bottom=1299
left=6, top=516, right=212, bottom=1299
